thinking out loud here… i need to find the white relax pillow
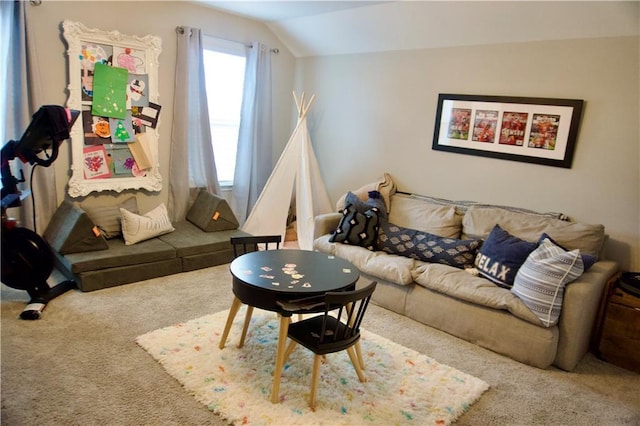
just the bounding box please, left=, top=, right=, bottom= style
left=120, top=203, right=175, bottom=245
left=511, top=238, right=584, bottom=327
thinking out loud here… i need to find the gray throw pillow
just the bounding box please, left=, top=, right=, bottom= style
left=82, top=196, right=138, bottom=239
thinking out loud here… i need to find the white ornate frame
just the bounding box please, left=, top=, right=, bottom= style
left=62, top=20, right=163, bottom=197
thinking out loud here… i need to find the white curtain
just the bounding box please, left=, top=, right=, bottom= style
left=1, top=1, right=52, bottom=233
left=230, top=42, right=273, bottom=224
left=168, top=26, right=221, bottom=221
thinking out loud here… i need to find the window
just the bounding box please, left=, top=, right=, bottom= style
left=202, top=36, right=246, bottom=187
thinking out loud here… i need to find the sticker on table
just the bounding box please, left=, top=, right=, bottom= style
left=343, top=269, right=352, bottom=273
left=261, top=266, right=272, bottom=272
left=302, top=283, right=311, bottom=288
left=290, top=280, right=299, bottom=285
left=285, top=264, right=296, bottom=268
left=328, top=256, right=335, bottom=259
left=242, top=270, right=253, bottom=275
left=291, top=274, right=304, bottom=279
left=260, top=275, right=274, bottom=279
left=271, top=282, right=280, bottom=286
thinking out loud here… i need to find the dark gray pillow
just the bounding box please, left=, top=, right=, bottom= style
left=186, top=190, right=239, bottom=232
left=44, top=200, right=108, bottom=254
left=377, top=222, right=480, bottom=269
left=329, top=204, right=379, bottom=250
left=82, top=196, right=138, bottom=239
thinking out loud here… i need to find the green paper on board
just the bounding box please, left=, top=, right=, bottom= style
left=92, top=63, right=128, bottom=119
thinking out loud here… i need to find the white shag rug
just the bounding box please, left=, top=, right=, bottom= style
left=136, top=309, right=489, bottom=425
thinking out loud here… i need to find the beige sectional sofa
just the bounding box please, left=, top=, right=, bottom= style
left=314, top=191, right=618, bottom=371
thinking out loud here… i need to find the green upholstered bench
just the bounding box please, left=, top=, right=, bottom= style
left=44, top=190, right=249, bottom=292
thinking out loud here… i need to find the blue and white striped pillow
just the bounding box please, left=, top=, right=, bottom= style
left=511, top=238, right=584, bottom=327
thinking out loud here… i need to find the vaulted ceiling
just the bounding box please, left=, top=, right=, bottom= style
left=197, top=1, right=639, bottom=57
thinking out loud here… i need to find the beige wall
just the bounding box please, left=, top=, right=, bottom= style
left=22, top=2, right=639, bottom=270
left=24, top=1, right=296, bottom=211
left=295, top=37, right=640, bottom=270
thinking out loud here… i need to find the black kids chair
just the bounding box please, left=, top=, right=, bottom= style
left=282, top=281, right=377, bottom=409
left=218, top=235, right=282, bottom=349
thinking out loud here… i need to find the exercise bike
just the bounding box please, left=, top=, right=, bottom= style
left=1, top=105, right=79, bottom=319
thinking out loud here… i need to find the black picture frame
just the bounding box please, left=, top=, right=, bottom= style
left=432, top=93, right=583, bottom=168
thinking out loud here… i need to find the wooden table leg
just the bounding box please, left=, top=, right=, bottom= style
left=270, top=314, right=291, bottom=403
left=218, top=296, right=242, bottom=349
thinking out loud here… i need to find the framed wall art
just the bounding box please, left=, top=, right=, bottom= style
left=432, top=94, right=583, bottom=168
left=63, top=20, right=163, bottom=197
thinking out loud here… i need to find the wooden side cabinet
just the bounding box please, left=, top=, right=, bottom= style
left=592, top=273, right=640, bottom=373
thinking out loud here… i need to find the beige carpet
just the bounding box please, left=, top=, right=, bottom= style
left=2, top=263, right=639, bottom=425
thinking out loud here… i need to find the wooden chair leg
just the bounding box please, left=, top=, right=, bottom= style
left=270, top=314, right=291, bottom=403
left=238, top=305, right=254, bottom=348
left=355, top=341, right=365, bottom=370
left=284, top=339, right=297, bottom=363
left=347, top=346, right=366, bottom=382
left=219, top=296, right=242, bottom=349
left=309, top=354, right=322, bottom=410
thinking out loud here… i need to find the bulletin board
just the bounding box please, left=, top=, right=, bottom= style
left=62, top=20, right=163, bottom=197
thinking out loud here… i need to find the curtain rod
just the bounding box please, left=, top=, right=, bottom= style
left=175, top=26, right=279, bottom=54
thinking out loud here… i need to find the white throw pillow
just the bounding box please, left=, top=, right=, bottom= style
left=120, top=203, right=175, bottom=245
left=511, top=238, right=584, bottom=327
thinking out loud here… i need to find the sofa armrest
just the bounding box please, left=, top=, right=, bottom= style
left=313, top=212, right=341, bottom=240
left=554, top=260, right=618, bottom=371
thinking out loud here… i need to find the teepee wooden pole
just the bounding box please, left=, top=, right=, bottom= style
left=299, top=92, right=306, bottom=118
left=301, top=94, right=315, bottom=120
left=293, top=91, right=315, bottom=121
left=293, top=91, right=301, bottom=114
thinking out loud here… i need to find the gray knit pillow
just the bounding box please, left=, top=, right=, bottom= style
left=511, top=238, right=584, bottom=327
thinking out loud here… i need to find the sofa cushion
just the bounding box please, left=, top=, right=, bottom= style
left=462, top=205, right=605, bottom=258
left=329, top=204, right=380, bottom=250
left=158, top=221, right=242, bottom=257
left=43, top=200, right=108, bottom=254
left=81, top=196, right=138, bottom=239
left=121, top=203, right=175, bottom=245
left=475, top=224, right=537, bottom=289
left=512, top=238, right=585, bottom=327
left=186, top=189, right=239, bottom=232
left=378, top=222, right=480, bottom=269
left=387, top=194, right=462, bottom=238
left=314, top=234, right=415, bottom=285
left=412, top=262, right=545, bottom=326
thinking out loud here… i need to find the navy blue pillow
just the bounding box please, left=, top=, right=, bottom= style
left=345, top=191, right=387, bottom=221
left=475, top=224, right=537, bottom=289
left=329, top=204, right=379, bottom=250
left=538, top=233, right=596, bottom=271
left=377, top=222, right=480, bottom=269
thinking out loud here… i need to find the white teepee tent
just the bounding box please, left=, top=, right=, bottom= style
left=241, top=93, right=332, bottom=250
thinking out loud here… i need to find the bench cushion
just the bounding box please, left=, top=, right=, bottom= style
left=158, top=221, right=247, bottom=257
left=59, top=237, right=176, bottom=274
